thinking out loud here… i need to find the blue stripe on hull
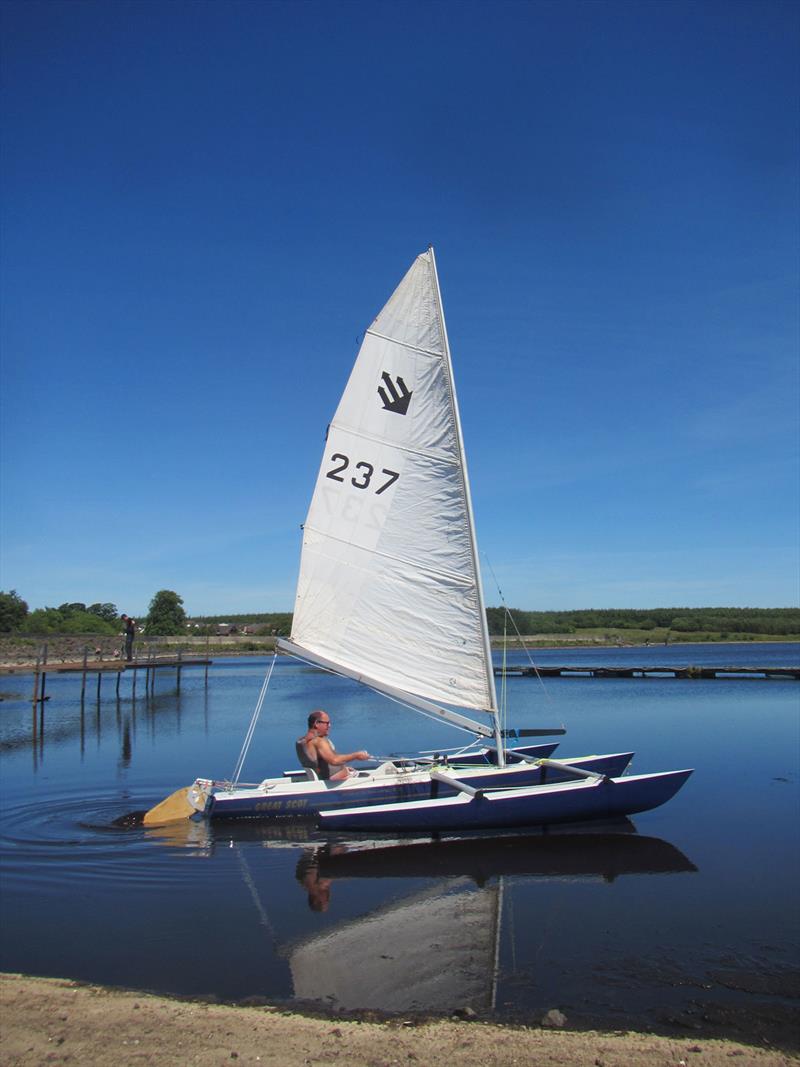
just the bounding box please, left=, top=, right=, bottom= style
left=318, top=770, right=694, bottom=832
left=207, top=751, right=633, bottom=819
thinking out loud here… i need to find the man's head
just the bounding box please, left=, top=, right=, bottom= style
left=308, top=709, right=331, bottom=731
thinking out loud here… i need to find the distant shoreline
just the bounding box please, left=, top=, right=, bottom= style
left=0, top=633, right=797, bottom=673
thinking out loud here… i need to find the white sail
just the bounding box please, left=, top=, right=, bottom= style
left=283, top=249, right=497, bottom=725
left=289, top=881, right=500, bottom=1011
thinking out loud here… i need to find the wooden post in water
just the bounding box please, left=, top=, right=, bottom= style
left=41, top=643, right=48, bottom=705
left=31, top=649, right=39, bottom=742
left=31, top=646, right=41, bottom=707
left=132, top=662, right=137, bottom=701
left=39, top=643, right=48, bottom=733
left=176, top=648, right=182, bottom=694
left=205, top=635, right=210, bottom=686
left=81, top=646, right=88, bottom=703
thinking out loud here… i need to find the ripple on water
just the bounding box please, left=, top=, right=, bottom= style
left=0, top=791, right=217, bottom=891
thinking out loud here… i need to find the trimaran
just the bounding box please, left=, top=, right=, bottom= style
left=144, top=248, right=691, bottom=831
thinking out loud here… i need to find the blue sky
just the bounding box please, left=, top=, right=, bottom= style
left=1, top=0, right=798, bottom=616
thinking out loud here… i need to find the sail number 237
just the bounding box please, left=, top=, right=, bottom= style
left=326, top=453, right=399, bottom=495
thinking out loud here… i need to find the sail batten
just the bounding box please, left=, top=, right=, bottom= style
left=363, top=329, right=446, bottom=360
left=288, top=249, right=498, bottom=719
left=314, top=425, right=462, bottom=465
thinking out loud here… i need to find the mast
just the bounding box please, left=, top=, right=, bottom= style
left=428, top=247, right=504, bottom=766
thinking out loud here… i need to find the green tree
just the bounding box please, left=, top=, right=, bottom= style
left=145, top=590, right=188, bottom=636
left=58, top=602, right=87, bottom=617
left=24, top=607, right=65, bottom=634
left=0, top=590, right=29, bottom=632
left=62, top=611, right=117, bottom=635
left=88, top=602, right=119, bottom=624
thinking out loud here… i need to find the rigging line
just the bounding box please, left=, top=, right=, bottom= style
left=368, top=743, right=484, bottom=762
left=490, top=877, right=505, bottom=1013
left=500, top=611, right=508, bottom=736
left=234, top=845, right=280, bottom=949
left=230, top=654, right=278, bottom=786
left=482, top=551, right=554, bottom=707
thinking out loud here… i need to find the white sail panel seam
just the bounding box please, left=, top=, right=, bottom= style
left=364, top=329, right=443, bottom=360
left=302, top=522, right=479, bottom=589
left=326, top=422, right=461, bottom=466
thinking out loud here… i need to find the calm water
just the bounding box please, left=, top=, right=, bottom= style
left=1, top=643, right=798, bottom=1043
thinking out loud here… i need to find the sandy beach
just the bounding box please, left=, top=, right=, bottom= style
left=1, top=973, right=797, bottom=1067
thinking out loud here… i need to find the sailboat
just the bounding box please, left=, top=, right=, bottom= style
left=144, top=248, right=691, bottom=828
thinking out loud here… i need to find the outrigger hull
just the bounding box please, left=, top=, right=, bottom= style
left=192, top=748, right=636, bottom=820
left=318, top=769, right=694, bottom=833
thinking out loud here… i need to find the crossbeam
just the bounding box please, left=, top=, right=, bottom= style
left=536, top=757, right=606, bottom=782
left=429, top=767, right=484, bottom=798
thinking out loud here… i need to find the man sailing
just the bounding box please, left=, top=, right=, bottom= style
left=296, top=710, right=370, bottom=781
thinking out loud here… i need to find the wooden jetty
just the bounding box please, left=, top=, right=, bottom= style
left=0, top=647, right=212, bottom=704
left=495, top=664, right=800, bottom=681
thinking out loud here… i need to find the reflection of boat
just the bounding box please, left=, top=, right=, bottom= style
left=314, top=829, right=698, bottom=883
left=286, top=828, right=696, bottom=1012
left=145, top=816, right=696, bottom=1013
left=146, top=817, right=697, bottom=883
left=146, top=249, right=691, bottom=828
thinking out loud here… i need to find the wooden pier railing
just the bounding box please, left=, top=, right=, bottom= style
left=2, top=644, right=212, bottom=705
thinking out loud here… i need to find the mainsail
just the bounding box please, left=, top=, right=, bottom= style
left=279, top=249, right=498, bottom=738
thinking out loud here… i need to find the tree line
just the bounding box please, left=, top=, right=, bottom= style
left=2, top=590, right=798, bottom=639
left=485, top=606, right=800, bottom=636
left=0, top=589, right=189, bottom=637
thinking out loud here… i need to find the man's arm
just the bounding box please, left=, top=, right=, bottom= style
left=313, top=738, right=369, bottom=765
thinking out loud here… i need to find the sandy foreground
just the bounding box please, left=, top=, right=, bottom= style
left=1, top=974, right=797, bottom=1067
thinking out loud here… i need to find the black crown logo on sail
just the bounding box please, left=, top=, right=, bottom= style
left=378, top=371, right=412, bottom=415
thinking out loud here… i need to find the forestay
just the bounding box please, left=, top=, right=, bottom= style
left=279, top=249, right=498, bottom=734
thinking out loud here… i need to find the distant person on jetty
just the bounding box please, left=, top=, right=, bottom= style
left=121, top=614, right=136, bottom=662
left=296, top=709, right=369, bottom=781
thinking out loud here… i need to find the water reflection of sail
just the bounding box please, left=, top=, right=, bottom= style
left=289, top=879, right=502, bottom=1012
